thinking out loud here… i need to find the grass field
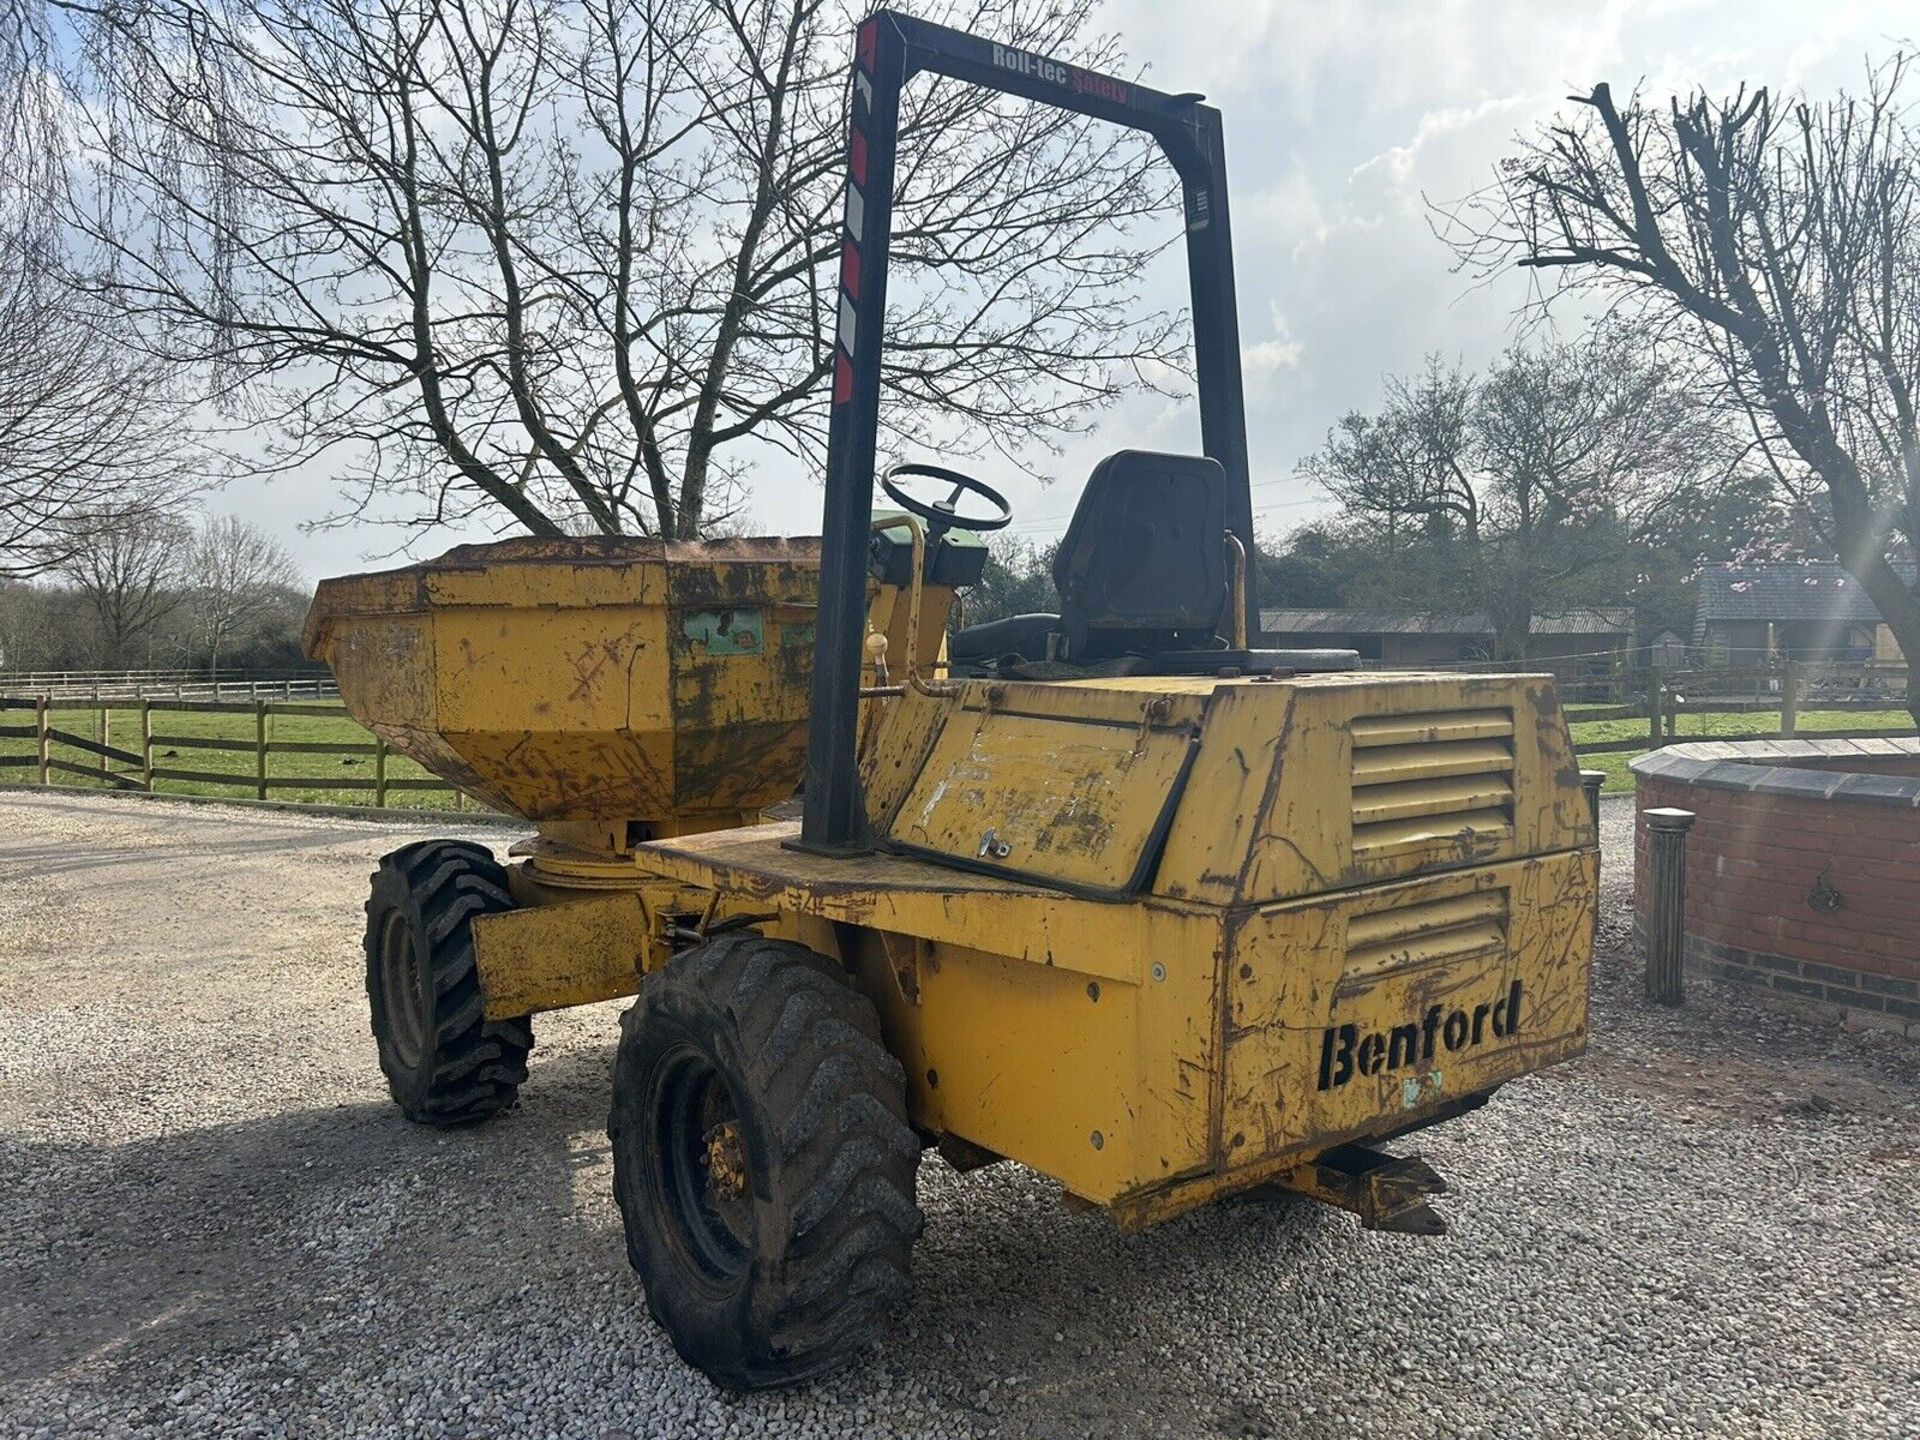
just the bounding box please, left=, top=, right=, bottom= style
left=0, top=702, right=468, bottom=812
left=5, top=696, right=1914, bottom=808
left=1567, top=705, right=1916, bottom=792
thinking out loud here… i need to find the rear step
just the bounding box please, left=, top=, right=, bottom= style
left=1265, top=1143, right=1450, bottom=1236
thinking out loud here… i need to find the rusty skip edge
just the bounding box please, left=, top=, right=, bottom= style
left=301, top=535, right=823, bottom=660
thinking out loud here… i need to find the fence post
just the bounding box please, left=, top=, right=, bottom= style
left=1579, top=769, right=1606, bottom=839
left=99, top=702, right=110, bottom=778
left=1646, top=668, right=1664, bottom=745
left=1580, top=768, right=1608, bottom=948
left=374, top=735, right=388, bottom=808
left=140, top=698, right=154, bottom=792
left=35, top=695, right=49, bottom=784
left=1780, top=659, right=1802, bottom=738
left=255, top=699, right=269, bottom=801
left=1643, top=807, right=1696, bottom=1006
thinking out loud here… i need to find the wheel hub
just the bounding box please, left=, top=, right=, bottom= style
left=703, top=1119, right=749, bottom=1202
left=651, top=1048, right=755, bottom=1281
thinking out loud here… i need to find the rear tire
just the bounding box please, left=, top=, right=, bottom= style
left=609, top=932, right=921, bottom=1390
left=363, top=839, right=533, bottom=1125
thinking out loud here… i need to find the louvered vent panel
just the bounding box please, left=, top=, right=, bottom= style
left=1350, top=709, right=1514, bottom=863
left=1342, top=888, right=1509, bottom=989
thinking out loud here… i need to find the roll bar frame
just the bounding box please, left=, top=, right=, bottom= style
left=795, top=10, right=1256, bottom=855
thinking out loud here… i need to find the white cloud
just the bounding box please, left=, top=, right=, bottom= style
left=1246, top=338, right=1305, bottom=373
left=1245, top=301, right=1305, bottom=380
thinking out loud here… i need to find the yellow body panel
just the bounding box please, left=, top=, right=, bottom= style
left=1218, top=851, right=1595, bottom=1172
left=837, top=918, right=1219, bottom=1206
left=633, top=824, right=1153, bottom=984
left=886, top=694, right=1198, bottom=894
left=631, top=823, right=1592, bottom=1223
left=471, top=891, right=649, bottom=1020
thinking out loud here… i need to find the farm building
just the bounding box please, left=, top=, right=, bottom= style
left=1693, top=562, right=1912, bottom=666
left=1258, top=607, right=1633, bottom=692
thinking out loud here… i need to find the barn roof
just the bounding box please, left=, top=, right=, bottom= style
left=1694, top=562, right=1913, bottom=626
left=1259, top=607, right=1633, bottom=637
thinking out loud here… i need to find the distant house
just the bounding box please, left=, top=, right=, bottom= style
left=1693, top=562, right=1912, bottom=666
left=1259, top=607, right=1633, bottom=692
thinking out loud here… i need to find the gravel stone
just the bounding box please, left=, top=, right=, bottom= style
left=1, top=790, right=1916, bottom=1438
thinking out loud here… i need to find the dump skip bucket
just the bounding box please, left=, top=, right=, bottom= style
left=302, top=536, right=820, bottom=825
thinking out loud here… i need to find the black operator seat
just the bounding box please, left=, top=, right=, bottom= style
left=1056, top=449, right=1229, bottom=661
left=950, top=449, right=1359, bottom=677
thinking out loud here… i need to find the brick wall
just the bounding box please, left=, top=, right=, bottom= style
left=1633, top=774, right=1920, bottom=1032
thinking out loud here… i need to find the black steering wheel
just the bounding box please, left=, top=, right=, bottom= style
left=879, top=462, right=1012, bottom=542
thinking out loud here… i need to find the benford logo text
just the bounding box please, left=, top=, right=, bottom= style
left=1317, top=980, right=1524, bottom=1091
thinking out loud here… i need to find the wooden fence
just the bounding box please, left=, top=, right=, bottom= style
left=0, top=696, right=465, bottom=809
left=0, top=668, right=339, bottom=702
left=1567, top=662, right=1912, bottom=755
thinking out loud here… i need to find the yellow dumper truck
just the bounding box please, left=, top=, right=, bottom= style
left=304, top=11, right=1597, bottom=1391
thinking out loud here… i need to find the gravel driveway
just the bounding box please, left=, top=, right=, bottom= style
left=2, top=790, right=1916, bottom=1439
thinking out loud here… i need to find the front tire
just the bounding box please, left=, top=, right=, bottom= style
left=363, top=839, right=533, bottom=1125
left=609, top=932, right=921, bottom=1390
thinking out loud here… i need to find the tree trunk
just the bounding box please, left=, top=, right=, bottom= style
left=1478, top=558, right=1533, bottom=665
left=1828, top=497, right=1920, bottom=729
left=1491, top=616, right=1531, bottom=664
left=1485, top=591, right=1533, bottom=664
left=1870, top=588, right=1920, bottom=730
left=674, top=446, right=710, bottom=541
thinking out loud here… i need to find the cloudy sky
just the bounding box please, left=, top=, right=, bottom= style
left=234, top=0, right=1916, bottom=579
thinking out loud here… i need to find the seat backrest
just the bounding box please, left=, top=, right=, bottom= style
left=1051, top=450, right=1229, bottom=660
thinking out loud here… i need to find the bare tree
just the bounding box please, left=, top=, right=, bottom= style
left=1442, top=56, right=1920, bottom=716
left=1, top=0, right=209, bottom=577
left=62, top=506, right=196, bottom=665
left=0, top=577, right=88, bottom=670
left=1300, top=357, right=1480, bottom=606
left=1302, top=324, right=1733, bottom=658
left=0, top=272, right=210, bottom=577
left=191, top=515, right=300, bottom=674
left=54, top=0, right=1182, bottom=542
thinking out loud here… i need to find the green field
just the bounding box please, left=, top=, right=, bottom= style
left=0, top=702, right=469, bottom=812
left=5, top=696, right=1914, bottom=809
left=1567, top=705, right=1916, bottom=792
